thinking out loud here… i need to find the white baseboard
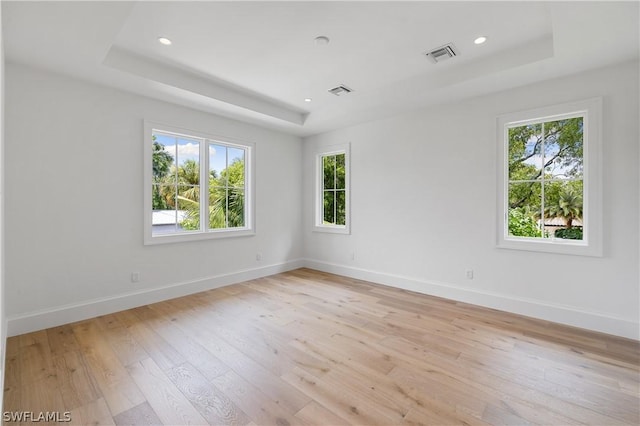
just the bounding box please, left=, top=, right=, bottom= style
left=7, top=257, right=638, bottom=341
left=303, top=259, right=640, bottom=340
left=6, top=259, right=305, bottom=337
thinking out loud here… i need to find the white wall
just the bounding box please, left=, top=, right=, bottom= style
left=303, top=60, right=640, bottom=339
left=5, top=64, right=303, bottom=335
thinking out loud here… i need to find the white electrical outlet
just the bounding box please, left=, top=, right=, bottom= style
left=350, top=252, right=355, bottom=261
left=466, top=269, right=474, bottom=280
left=131, top=272, right=140, bottom=283
left=256, top=253, right=262, bottom=261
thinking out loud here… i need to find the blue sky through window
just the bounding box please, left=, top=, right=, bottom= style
left=154, top=132, right=244, bottom=178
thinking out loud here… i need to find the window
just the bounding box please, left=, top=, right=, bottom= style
left=314, top=144, right=350, bottom=233
left=144, top=121, right=254, bottom=244
left=497, top=98, right=602, bottom=256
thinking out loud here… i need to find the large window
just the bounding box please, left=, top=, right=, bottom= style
left=144, top=122, right=254, bottom=244
left=315, top=144, right=350, bottom=234
left=497, top=98, right=602, bottom=256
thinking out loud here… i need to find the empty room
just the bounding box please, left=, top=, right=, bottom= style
left=0, top=1, right=638, bottom=425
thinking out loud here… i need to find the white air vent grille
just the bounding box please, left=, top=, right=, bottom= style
left=425, top=43, right=458, bottom=63
left=328, top=85, right=353, bottom=96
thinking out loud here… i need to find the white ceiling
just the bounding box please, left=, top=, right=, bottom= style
left=3, top=1, right=639, bottom=137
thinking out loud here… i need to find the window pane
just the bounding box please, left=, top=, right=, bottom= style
left=208, top=186, right=227, bottom=229
left=508, top=181, right=541, bottom=212
left=208, top=145, right=246, bottom=230
left=156, top=184, right=178, bottom=209
left=336, top=190, right=346, bottom=225
left=335, top=153, right=345, bottom=189
left=508, top=123, right=542, bottom=180
left=152, top=133, right=176, bottom=181
left=152, top=183, right=168, bottom=211
left=176, top=185, right=200, bottom=232
left=228, top=189, right=245, bottom=228
left=152, top=134, right=177, bottom=211
left=177, top=184, right=199, bottom=204
left=508, top=182, right=542, bottom=238
left=151, top=184, right=188, bottom=236
left=152, top=209, right=179, bottom=236
left=227, top=147, right=245, bottom=188
left=209, top=144, right=227, bottom=184
left=323, top=155, right=336, bottom=190
left=177, top=138, right=200, bottom=185
left=544, top=118, right=583, bottom=179
left=323, top=190, right=335, bottom=224
left=544, top=180, right=583, bottom=240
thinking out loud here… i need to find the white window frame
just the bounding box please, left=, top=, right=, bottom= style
left=496, top=98, right=602, bottom=256
left=314, top=143, right=351, bottom=234
left=144, top=121, right=255, bottom=245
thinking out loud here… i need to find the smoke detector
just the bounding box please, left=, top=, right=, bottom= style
left=328, top=85, right=353, bottom=96
left=425, top=43, right=458, bottom=63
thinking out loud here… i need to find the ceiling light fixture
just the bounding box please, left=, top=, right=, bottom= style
left=158, top=37, right=172, bottom=46
left=314, top=36, right=330, bottom=46
left=304, top=98, right=312, bottom=103
left=474, top=36, right=487, bottom=45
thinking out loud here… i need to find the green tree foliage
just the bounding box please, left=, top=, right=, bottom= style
left=544, top=184, right=583, bottom=230
left=151, top=138, right=174, bottom=210
left=555, top=227, right=583, bottom=240
left=508, top=208, right=543, bottom=238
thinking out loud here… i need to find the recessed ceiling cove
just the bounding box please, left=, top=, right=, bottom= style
left=3, top=1, right=638, bottom=136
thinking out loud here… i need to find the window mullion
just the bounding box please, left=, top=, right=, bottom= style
left=202, top=139, right=208, bottom=232
left=225, top=147, right=229, bottom=228
left=174, top=136, right=179, bottom=232
left=540, top=122, right=546, bottom=236
left=335, top=156, right=338, bottom=225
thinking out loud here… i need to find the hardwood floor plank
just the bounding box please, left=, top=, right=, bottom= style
left=3, top=337, right=22, bottom=414
left=166, top=362, right=251, bottom=425
left=46, top=325, right=81, bottom=357
left=112, top=401, right=163, bottom=426
left=71, top=320, right=145, bottom=416
left=126, top=357, right=208, bottom=425
left=95, top=314, right=149, bottom=367
left=139, top=304, right=230, bottom=380
left=113, top=310, right=186, bottom=372
left=282, top=366, right=398, bottom=425
left=69, top=397, right=115, bottom=426
left=18, top=332, right=55, bottom=385
left=53, top=350, right=101, bottom=411
left=210, top=369, right=303, bottom=426
left=295, top=401, right=350, bottom=425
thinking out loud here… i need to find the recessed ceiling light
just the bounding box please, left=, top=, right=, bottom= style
left=158, top=37, right=172, bottom=46
left=304, top=98, right=312, bottom=103
left=314, top=36, right=330, bottom=46
left=474, top=36, right=487, bottom=45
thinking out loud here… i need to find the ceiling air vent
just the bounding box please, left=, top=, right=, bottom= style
left=328, top=85, right=353, bottom=96
left=425, top=43, right=458, bottom=63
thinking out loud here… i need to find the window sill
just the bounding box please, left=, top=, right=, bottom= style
left=313, top=225, right=350, bottom=235
left=497, top=237, right=602, bottom=257
left=145, top=228, right=255, bottom=245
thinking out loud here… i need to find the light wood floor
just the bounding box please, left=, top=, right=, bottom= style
left=3, top=268, right=639, bottom=425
